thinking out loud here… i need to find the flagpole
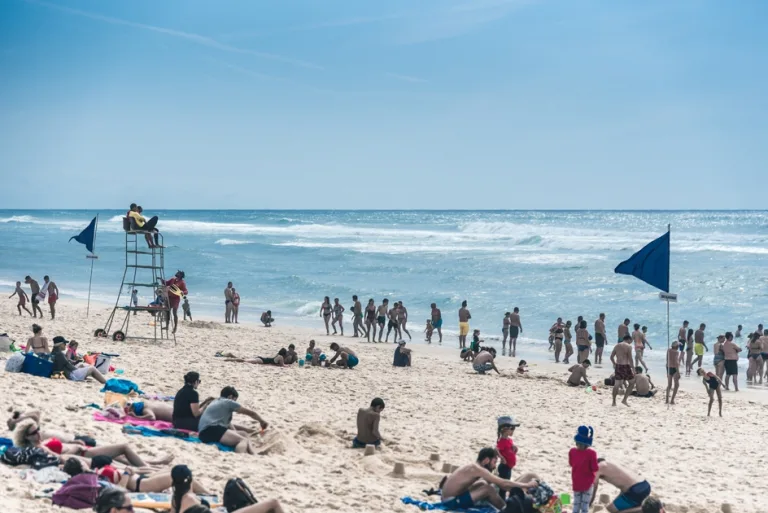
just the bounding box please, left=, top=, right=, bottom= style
left=86, top=214, right=99, bottom=318
left=667, top=223, right=671, bottom=350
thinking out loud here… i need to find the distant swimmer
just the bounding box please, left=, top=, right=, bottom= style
left=328, top=342, right=359, bottom=369
left=735, top=324, right=742, bottom=338
left=231, top=287, right=240, bottom=323
left=594, top=313, right=607, bottom=365
left=458, top=301, right=471, bottom=349
left=431, top=303, right=443, bottom=344
left=224, top=282, right=234, bottom=323
left=610, top=336, right=635, bottom=407
left=364, top=299, right=376, bottom=342
left=376, top=299, right=389, bottom=343
left=9, top=281, right=31, bottom=316
left=331, top=298, right=345, bottom=336
left=319, top=296, right=332, bottom=336
left=665, top=342, right=681, bottom=405
left=398, top=302, right=412, bottom=341
left=509, top=307, right=522, bottom=357
left=24, top=276, right=43, bottom=318
left=44, top=276, right=58, bottom=320
left=617, top=318, right=630, bottom=344
left=693, top=323, right=708, bottom=370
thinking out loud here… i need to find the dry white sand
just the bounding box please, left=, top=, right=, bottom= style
left=1, top=299, right=766, bottom=512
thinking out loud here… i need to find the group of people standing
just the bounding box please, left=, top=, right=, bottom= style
left=318, top=296, right=415, bottom=343
left=9, top=275, right=58, bottom=319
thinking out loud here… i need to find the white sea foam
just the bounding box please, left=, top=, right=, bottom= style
left=215, top=239, right=256, bottom=246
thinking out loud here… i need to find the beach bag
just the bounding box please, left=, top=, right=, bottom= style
left=52, top=473, right=100, bottom=509
left=223, top=478, right=258, bottom=512
left=94, top=354, right=112, bottom=375
left=22, top=353, right=53, bottom=378
left=5, top=352, right=25, bottom=373
left=1, top=447, right=59, bottom=469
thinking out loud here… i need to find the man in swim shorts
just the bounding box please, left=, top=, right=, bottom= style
left=9, top=281, right=32, bottom=316
left=440, top=448, right=538, bottom=511
left=664, top=342, right=681, bottom=404
left=594, top=313, right=607, bottom=364
left=567, top=360, right=591, bottom=387
left=611, top=336, right=635, bottom=406
left=430, top=303, right=443, bottom=344
left=509, top=307, right=523, bottom=357
left=353, top=398, right=384, bottom=448
left=44, top=276, right=59, bottom=320
left=458, top=300, right=471, bottom=349
left=722, top=331, right=741, bottom=391
left=472, top=348, right=499, bottom=375
left=24, top=276, right=43, bottom=318
left=329, top=343, right=359, bottom=369
left=590, top=458, right=651, bottom=512
left=385, top=303, right=401, bottom=343
left=224, top=282, right=234, bottom=323
left=376, top=299, right=389, bottom=342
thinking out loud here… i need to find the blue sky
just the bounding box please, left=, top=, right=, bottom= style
left=1, top=0, right=765, bottom=209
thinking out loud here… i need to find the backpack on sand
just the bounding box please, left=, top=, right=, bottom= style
left=52, top=473, right=101, bottom=509
left=223, top=477, right=258, bottom=512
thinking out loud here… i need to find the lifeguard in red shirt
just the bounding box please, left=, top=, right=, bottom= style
left=163, top=270, right=188, bottom=334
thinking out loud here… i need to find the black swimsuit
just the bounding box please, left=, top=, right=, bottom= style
left=707, top=376, right=720, bottom=390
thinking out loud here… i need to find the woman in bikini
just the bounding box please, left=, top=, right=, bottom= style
left=331, top=298, right=345, bottom=336
left=24, top=324, right=49, bottom=355
left=319, top=297, right=332, bottom=336
left=563, top=321, right=574, bottom=364
left=746, top=332, right=763, bottom=383
left=553, top=328, right=564, bottom=363
left=696, top=368, right=724, bottom=417
left=665, top=342, right=681, bottom=405
left=364, top=299, right=377, bottom=342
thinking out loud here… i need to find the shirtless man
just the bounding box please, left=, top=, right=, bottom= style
left=44, top=276, right=59, bottom=320
left=125, top=400, right=174, bottom=422
left=430, top=303, right=443, bottom=344
left=364, top=299, right=376, bottom=342
left=611, top=336, right=636, bottom=406
left=9, top=281, right=32, bottom=316
left=458, top=301, right=471, bottom=349
left=505, top=307, right=522, bottom=357
left=618, top=318, right=630, bottom=343
left=567, top=360, right=591, bottom=387
left=376, top=299, right=389, bottom=343
left=622, top=367, right=656, bottom=404
left=440, top=448, right=538, bottom=511
left=352, top=398, right=384, bottom=448
left=331, top=298, right=345, bottom=336
left=385, top=303, right=401, bottom=343
left=398, top=302, right=412, bottom=340
left=328, top=342, right=359, bottom=369
left=24, top=276, right=43, bottom=318
left=472, top=348, right=499, bottom=375
left=632, top=324, right=651, bottom=372
left=352, top=295, right=364, bottom=338
left=722, top=331, right=741, bottom=391
left=665, top=342, right=681, bottom=404
left=594, top=313, right=607, bottom=364
left=590, top=459, right=652, bottom=513
left=677, top=321, right=689, bottom=367
left=224, top=282, right=234, bottom=323
left=761, top=330, right=768, bottom=382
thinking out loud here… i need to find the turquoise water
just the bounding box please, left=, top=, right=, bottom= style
left=1, top=210, right=766, bottom=367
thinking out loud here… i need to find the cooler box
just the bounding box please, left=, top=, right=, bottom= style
left=22, top=353, right=53, bottom=378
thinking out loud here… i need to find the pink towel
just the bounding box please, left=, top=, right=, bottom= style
left=93, top=412, right=174, bottom=430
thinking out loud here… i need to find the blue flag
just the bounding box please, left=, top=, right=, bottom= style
left=614, top=230, right=670, bottom=292
left=69, top=216, right=98, bottom=253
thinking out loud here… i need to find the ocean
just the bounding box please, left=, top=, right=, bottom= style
left=1, top=210, right=766, bottom=369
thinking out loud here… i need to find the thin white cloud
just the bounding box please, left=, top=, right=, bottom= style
left=24, top=0, right=323, bottom=70
left=220, top=13, right=406, bottom=41
left=384, top=72, right=427, bottom=84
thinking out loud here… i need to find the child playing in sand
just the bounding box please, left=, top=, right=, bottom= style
left=182, top=296, right=192, bottom=321
left=496, top=415, right=520, bottom=499
left=569, top=425, right=598, bottom=513
left=470, top=330, right=483, bottom=356
left=516, top=360, right=528, bottom=374
left=425, top=319, right=434, bottom=343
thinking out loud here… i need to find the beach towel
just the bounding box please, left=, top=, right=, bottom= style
left=93, top=412, right=174, bottom=430
left=101, top=378, right=143, bottom=395
left=140, top=393, right=175, bottom=401
left=401, top=497, right=497, bottom=512
left=121, top=425, right=234, bottom=452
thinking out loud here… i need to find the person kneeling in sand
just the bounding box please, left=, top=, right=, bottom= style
left=472, top=348, right=499, bottom=375
left=393, top=340, right=412, bottom=367
left=567, top=360, right=591, bottom=386
left=440, top=448, right=538, bottom=511
left=329, top=342, right=359, bottom=369
left=353, top=398, right=384, bottom=448
left=622, top=367, right=656, bottom=403
left=197, top=386, right=268, bottom=454
left=260, top=310, right=274, bottom=327
left=590, top=458, right=651, bottom=513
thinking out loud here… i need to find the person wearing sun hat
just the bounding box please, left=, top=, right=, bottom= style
left=569, top=425, right=599, bottom=513
left=495, top=415, right=521, bottom=499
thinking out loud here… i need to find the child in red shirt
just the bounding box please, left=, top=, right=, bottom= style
left=569, top=425, right=598, bottom=513
left=496, top=415, right=520, bottom=499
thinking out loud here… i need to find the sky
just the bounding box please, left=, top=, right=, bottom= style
left=0, top=0, right=766, bottom=209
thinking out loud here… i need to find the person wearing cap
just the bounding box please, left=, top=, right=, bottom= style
left=569, top=426, right=598, bottom=513
left=590, top=458, right=651, bottom=513
left=495, top=415, right=521, bottom=499
left=393, top=340, right=412, bottom=367
left=51, top=336, right=107, bottom=384
left=353, top=398, right=385, bottom=448
left=162, top=271, right=188, bottom=334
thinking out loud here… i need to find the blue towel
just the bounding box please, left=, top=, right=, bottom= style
left=100, top=378, right=143, bottom=395
left=401, top=497, right=497, bottom=513
left=121, top=425, right=234, bottom=452
left=0, top=437, right=13, bottom=448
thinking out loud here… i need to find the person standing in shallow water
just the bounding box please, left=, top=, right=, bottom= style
left=331, top=298, right=345, bottom=336
left=501, top=312, right=511, bottom=355
left=594, top=313, right=607, bottom=365
left=397, top=302, right=412, bottom=341
left=319, top=296, right=332, bottom=336
left=458, top=301, right=471, bottom=349
left=224, top=282, right=233, bottom=323
left=508, top=307, right=522, bottom=357
left=430, top=303, right=443, bottom=344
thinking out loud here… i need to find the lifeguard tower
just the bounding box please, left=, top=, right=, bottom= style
left=94, top=219, right=175, bottom=343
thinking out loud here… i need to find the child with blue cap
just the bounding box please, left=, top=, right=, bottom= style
left=568, top=425, right=598, bottom=513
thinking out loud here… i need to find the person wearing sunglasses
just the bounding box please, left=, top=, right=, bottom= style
left=94, top=488, right=133, bottom=513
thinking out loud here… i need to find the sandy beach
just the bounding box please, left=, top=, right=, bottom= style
left=1, top=299, right=766, bottom=513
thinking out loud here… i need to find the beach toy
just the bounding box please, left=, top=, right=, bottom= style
left=441, top=462, right=452, bottom=473
left=167, top=284, right=184, bottom=297
left=393, top=462, right=405, bottom=476
left=298, top=359, right=305, bottom=367
left=560, top=493, right=571, bottom=505
left=115, top=369, right=124, bottom=375
left=364, top=445, right=376, bottom=456
left=430, top=453, right=440, bottom=462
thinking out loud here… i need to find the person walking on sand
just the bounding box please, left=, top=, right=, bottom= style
left=590, top=459, right=652, bottom=513
left=692, top=323, right=708, bottom=370
left=352, top=398, right=385, bottom=448
left=24, top=276, right=43, bottom=318
left=385, top=302, right=401, bottom=343
left=319, top=296, right=332, bottom=335
left=131, top=289, right=139, bottom=316
left=224, top=282, right=234, bottom=323
left=665, top=342, right=681, bottom=405
left=722, top=331, right=741, bottom=391
left=611, top=336, right=636, bottom=406
left=618, top=318, right=630, bottom=344
left=331, top=298, right=345, bottom=336
left=677, top=321, right=689, bottom=366
left=398, top=302, right=412, bottom=340
left=458, top=300, right=471, bottom=349
left=364, top=299, right=376, bottom=341
left=352, top=295, right=365, bottom=337
left=508, top=307, right=522, bottom=357
left=632, top=324, right=650, bottom=372
left=9, top=281, right=32, bottom=316
left=43, top=276, right=59, bottom=320
left=594, top=313, right=607, bottom=365
left=696, top=368, right=724, bottom=417
left=376, top=299, right=389, bottom=343
left=430, top=303, right=443, bottom=344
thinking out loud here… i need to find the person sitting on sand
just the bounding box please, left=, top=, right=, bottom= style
left=260, top=310, right=273, bottom=327
left=172, top=372, right=213, bottom=432
left=517, top=360, right=528, bottom=374
left=51, top=337, right=107, bottom=384
left=197, top=386, right=268, bottom=454
left=641, top=497, right=666, bottom=513
left=567, top=360, right=591, bottom=387
left=24, top=323, right=49, bottom=355
left=329, top=342, right=359, bottom=369
left=665, top=342, right=681, bottom=405
left=65, top=340, right=83, bottom=364
left=696, top=368, right=724, bottom=417
left=353, top=398, right=385, bottom=448
left=610, top=336, right=635, bottom=406
left=283, top=344, right=298, bottom=364
left=125, top=400, right=174, bottom=422
left=589, top=458, right=651, bottom=513
left=439, top=448, right=538, bottom=511
left=622, top=367, right=656, bottom=402
left=393, top=340, right=412, bottom=367
left=305, top=340, right=326, bottom=366
left=185, top=503, right=286, bottom=513
left=14, top=418, right=173, bottom=467
left=472, top=347, right=499, bottom=375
